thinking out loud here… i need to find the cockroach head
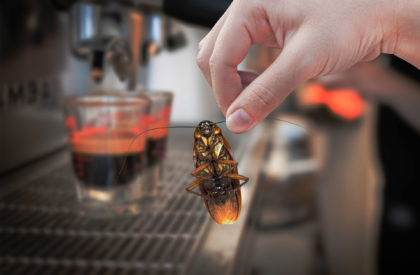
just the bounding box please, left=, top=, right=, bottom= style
left=198, top=120, right=215, bottom=137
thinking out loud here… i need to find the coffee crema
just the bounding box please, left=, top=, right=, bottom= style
left=70, top=130, right=146, bottom=188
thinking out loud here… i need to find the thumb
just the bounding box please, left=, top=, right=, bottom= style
left=226, top=32, right=320, bottom=133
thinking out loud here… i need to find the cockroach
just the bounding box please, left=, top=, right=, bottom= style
left=118, top=118, right=304, bottom=224
left=185, top=120, right=248, bottom=224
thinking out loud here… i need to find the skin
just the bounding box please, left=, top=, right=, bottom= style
left=196, top=0, right=420, bottom=133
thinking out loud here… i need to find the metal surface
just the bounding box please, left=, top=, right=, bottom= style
left=0, top=1, right=183, bottom=174
left=70, top=2, right=144, bottom=89
left=0, top=140, right=209, bottom=275
left=0, top=4, right=76, bottom=173
left=0, top=127, right=267, bottom=275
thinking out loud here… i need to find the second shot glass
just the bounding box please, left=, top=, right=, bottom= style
left=143, top=91, right=174, bottom=188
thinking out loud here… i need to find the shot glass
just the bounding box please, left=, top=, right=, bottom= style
left=145, top=92, right=173, bottom=164
left=143, top=91, right=173, bottom=187
left=63, top=92, right=151, bottom=214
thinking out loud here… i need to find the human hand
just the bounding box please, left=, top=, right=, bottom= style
left=197, top=0, right=401, bottom=133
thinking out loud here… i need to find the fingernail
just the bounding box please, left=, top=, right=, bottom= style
left=227, top=109, right=253, bottom=133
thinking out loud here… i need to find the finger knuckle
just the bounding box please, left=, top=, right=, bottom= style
left=250, top=84, right=275, bottom=109
left=196, top=52, right=207, bottom=70
left=198, top=39, right=206, bottom=51
left=209, top=53, right=220, bottom=72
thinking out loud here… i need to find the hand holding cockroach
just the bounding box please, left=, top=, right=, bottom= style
left=196, top=0, right=415, bottom=133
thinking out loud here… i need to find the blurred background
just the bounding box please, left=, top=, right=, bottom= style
left=1, top=0, right=420, bottom=275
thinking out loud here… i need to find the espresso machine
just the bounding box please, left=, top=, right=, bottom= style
left=0, top=1, right=278, bottom=274
left=0, top=0, right=232, bottom=174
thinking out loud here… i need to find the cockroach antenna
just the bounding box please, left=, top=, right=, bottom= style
left=117, top=124, right=197, bottom=181
left=213, top=120, right=226, bottom=125
left=213, top=118, right=307, bottom=130
left=268, top=118, right=307, bottom=130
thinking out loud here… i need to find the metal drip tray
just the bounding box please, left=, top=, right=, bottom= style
left=0, top=148, right=209, bottom=275
left=0, top=125, right=269, bottom=275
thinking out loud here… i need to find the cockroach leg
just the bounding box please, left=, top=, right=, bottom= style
left=226, top=174, right=249, bottom=186
left=186, top=179, right=204, bottom=196
left=218, top=164, right=238, bottom=178
left=217, top=159, right=238, bottom=165
left=191, top=163, right=211, bottom=178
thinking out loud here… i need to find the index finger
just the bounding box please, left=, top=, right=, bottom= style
left=209, top=9, right=252, bottom=115
left=197, top=4, right=232, bottom=85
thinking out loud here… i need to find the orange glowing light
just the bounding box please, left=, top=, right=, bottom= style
left=302, top=83, right=326, bottom=105
left=300, top=83, right=365, bottom=120
left=325, top=89, right=364, bottom=120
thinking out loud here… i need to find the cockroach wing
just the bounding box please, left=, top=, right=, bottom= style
left=199, top=178, right=242, bottom=224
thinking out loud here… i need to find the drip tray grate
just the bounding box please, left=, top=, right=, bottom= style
left=0, top=149, right=209, bottom=275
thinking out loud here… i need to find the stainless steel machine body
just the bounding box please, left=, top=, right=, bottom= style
left=1, top=1, right=77, bottom=173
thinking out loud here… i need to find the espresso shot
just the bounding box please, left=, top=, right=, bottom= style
left=72, top=151, right=144, bottom=189
left=69, top=129, right=147, bottom=189
left=146, top=136, right=168, bottom=166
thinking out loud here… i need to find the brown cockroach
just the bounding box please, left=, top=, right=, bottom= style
left=186, top=120, right=248, bottom=224
left=119, top=118, right=304, bottom=224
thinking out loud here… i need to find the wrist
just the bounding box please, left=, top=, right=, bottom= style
left=378, top=0, right=401, bottom=55
left=383, top=0, right=420, bottom=69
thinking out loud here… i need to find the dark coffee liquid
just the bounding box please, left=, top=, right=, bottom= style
left=72, top=152, right=144, bottom=189
left=146, top=137, right=168, bottom=166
